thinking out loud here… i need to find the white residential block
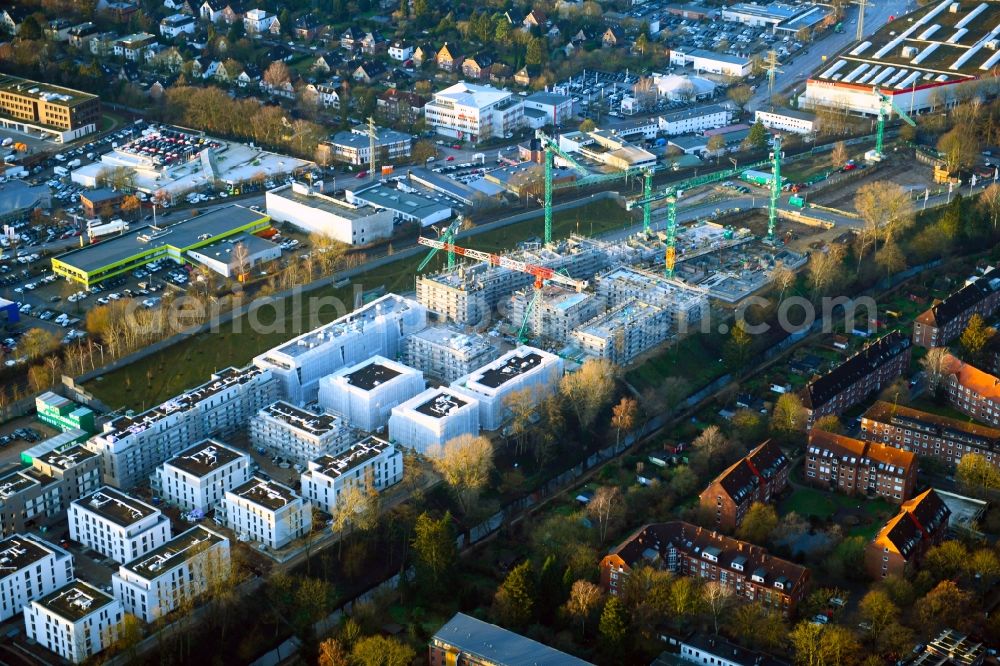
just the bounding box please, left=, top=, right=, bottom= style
left=151, top=439, right=252, bottom=514
left=113, top=526, right=230, bottom=623
left=451, top=346, right=563, bottom=430
left=388, top=387, right=480, bottom=454
left=222, top=476, right=311, bottom=550
left=250, top=401, right=354, bottom=465
left=69, top=487, right=171, bottom=564
left=0, top=535, right=73, bottom=622
left=25, top=581, right=123, bottom=664
left=318, top=355, right=425, bottom=433
left=301, top=436, right=403, bottom=514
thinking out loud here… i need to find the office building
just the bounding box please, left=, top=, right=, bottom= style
left=754, top=108, right=818, bottom=135
left=326, top=126, right=413, bottom=165
left=424, top=82, right=525, bottom=142
left=451, top=346, right=563, bottom=431
left=942, top=354, right=1000, bottom=427
left=265, top=182, right=394, bottom=245
left=403, top=325, right=499, bottom=383
left=861, top=400, right=1000, bottom=470
left=318, top=356, right=425, bottom=433
left=913, top=269, right=1000, bottom=347
left=865, top=489, right=950, bottom=578
left=300, top=436, right=402, bottom=514
left=601, top=521, right=809, bottom=613
left=388, top=387, right=480, bottom=454
left=85, top=365, right=277, bottom=488
left=24, top=581, right=123, bottom=664
left=698, top=440, right=790, bottom=532
left=801, top=331, right=912, bottom=423
left=0, top=74, right=100, bottom=142
left=112, top=525, right=230, bottom=623
left=804, top=430, right=917, bottom=502
left=151, top=439, right=252, bottom=514
left=69, top=487, right=171, bottom=564
left=522, top=91, right=575, bottom=126
left=250, top=401, right=353, bottom=465
left=0, top=535, right=73, bottom=622
left=186, top=233, right=281, bottom=279
left=254, top=293, right=427, bottom=405
left=223, top=476, right=311, bottom=550
left=429, top=612, right=593, bottom=666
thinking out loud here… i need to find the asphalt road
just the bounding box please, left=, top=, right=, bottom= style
left=749, top=0, right=920, bottom=110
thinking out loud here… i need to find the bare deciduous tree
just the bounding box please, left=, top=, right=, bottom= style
left=565, top=580, right=603, bottom=634
left=428, top=434, right=494, bottom=515
left=587, top=486, right=624, bottom=543
left=560, top=358, right=617, bottom=433
left=703, top=581, right=735, bottom=635
left=921, top=347, right=952, bottom=394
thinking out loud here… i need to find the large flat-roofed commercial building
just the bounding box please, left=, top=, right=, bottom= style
left=0, top=535, right=73, bottom=622
left=522, top=91, right=575, bottom=126
left=861, top=400, right=1000, bottom=470
left=69, top=487, right=171, bottom=564
left=253, top=293, right=427, bottom=405
left=25, top=581, right=122, bottom=664
left=0, top=74, right=100, bottom=142
left=265, top=182, right=394, bottom=245
left=429, top=612, right=594, bottom=666
left=0, top=468, right=62, bottom=537
left=85, top=365, right=277, bottom=488
left=186, top=233, right=281, bottom=279
left=403, top=325, right=499, bottom=383
left=151, top=439, right=252, bottom=514
left=250, top=401, right=354, bottom=465
left=801, top=0, right=1000, bottom=116
left=222, top=476, right=311, bottom=550
left=52, top=205, right=271, bottom=287
left=388, top=387, right=480, bottom=454
left=451, top=347, right=563, bottom=431
left=318, top=356, right=425, bottom=433
left=325, top=126, right=413, bottom=165
left=669, top=50, right=751, bottom=78
left=301, top=436, right=402, bottom=514
left=112, top=525, right=229, bottom=623
left=346, top=182, right=452, bottom=227
left=722, top=2, right=817, bottom=29
left=424, top=82, right=525, bottom=142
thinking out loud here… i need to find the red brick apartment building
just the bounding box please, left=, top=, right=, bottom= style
left=912, top=268, right=1000, bottom=347
left=601, top=521, right=809, bottom=614
left=943, top=353, right=1000, bottom=427
left=804, top=430, right=917, bottom=503
left=801, top=331, right=912, bottom=423
left=864, top=489, right=950, bottom=579
left=861, top=400, right=1000, bottom=470
left=698, top=440, right=790, bottom=532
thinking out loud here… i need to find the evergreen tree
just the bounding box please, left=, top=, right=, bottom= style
left=494, top=561, right=536, bottom=629
left=746, top=120, right=769, bottom=150
left=599, top=596, right=629, bottom=651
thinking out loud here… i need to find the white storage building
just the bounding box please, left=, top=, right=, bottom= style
left=265, top=182, right=395, bottom=245
left=451, top=346, right=563, bottom=431
left=388, top=387, right=480, bottom=455
left=254, top=294, right=427, bottom=405
left=318, top=355, right=425, bottom=433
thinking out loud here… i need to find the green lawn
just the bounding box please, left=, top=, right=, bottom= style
left=626, top=334, right=725, bottom=394
left=779, top=486, right=892, bottom=520
left=85, top=199, right=638, bottom=412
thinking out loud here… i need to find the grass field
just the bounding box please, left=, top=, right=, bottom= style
left=625, top=334, right=725, bottom=394
left=779, top=486, right=892, bottom=520
left=85, top=199, right=639, bottom=411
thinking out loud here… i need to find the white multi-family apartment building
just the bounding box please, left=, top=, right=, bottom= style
left=69, top=487, right=171, bottom=564
left=451, top=346, right=564, bottom=431
left=388, top=387, right=481, bottom=454
left=0, top=535, right=73, bottom=622
left=300, top=436, right=403, bottom=514
left=85, top=365, right=277, bottom=488
left=25, top=581, right=123, bottom=664
left=754, top=107, right=817, bottom=135
left=424, top=82, right=525, bottom=142
left=402, top=325, right=499, bottom=383
left=318, top=356, right=425, bottom=433
left=112, top=525, right=230, bottom=623
left=253, top=294, right=427, bottom=405
left=250, top=401, right=354, bottom=465
left=222, top=476, right=311, bottom=550
left=658, top=104, right=731, bottom=136
left=151, top=439, right=252, bottom=514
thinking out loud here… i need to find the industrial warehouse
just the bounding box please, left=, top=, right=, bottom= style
left=801, top=0, right=1000, bottom=115
left=51, top=205, right=271, bottom=287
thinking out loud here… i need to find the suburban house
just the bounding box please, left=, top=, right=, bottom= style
left=462, top=54, right=493, bottom=80
left=436, top=43, right=460, bottom=71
